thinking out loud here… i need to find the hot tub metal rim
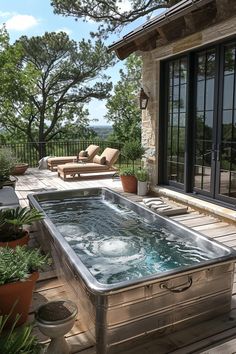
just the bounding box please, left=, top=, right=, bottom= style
left=38, top=212, right=236, bottom=296
left=28, top=187, right=236, bottom=257
left=28, top=187, right=236, bottom=295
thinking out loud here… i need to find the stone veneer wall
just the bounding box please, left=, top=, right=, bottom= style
left=141, top=52, right=160, bottom=186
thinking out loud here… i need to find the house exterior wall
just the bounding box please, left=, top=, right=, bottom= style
left=141, top=14, right=236, bottom=187
left=141, top=53, right=160, bottom=185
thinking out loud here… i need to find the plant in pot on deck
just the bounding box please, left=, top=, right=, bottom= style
left=135, top=167, right=149, bottom=196
left=0, top=246, right=50, bottom=328
left=120, top=140, right=145, bottom=193
left=0, top=206, right=44, bottom=248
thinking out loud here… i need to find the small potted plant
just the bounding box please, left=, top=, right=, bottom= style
left=0, top=206, right=44, bottom=248
left=120, top=140, right=145, bottom=193
left=119, top=167, right=137, bottom=193
left=0, top=246, right=50, bottom=328
left=135, top=168, right=149, bottom=196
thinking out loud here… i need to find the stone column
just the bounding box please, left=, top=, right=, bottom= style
left=141, top=52, right=160, bottom=186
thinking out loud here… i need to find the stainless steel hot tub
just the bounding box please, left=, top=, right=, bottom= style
left=28, top=188, right=236, bottom=354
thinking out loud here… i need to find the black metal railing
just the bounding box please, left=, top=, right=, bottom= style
left=0, top=140, right=141, bottom=169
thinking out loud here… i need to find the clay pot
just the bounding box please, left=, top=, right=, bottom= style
left=0, top=231, right=29, bottom=248
left=120, top=175, right=137, bottom=193
left=12, top=163, right=29, bottom=175
left=0, top=271, right=39, bottom=328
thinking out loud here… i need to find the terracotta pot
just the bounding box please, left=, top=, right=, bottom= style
left=0, top=231, right=29, bottom=248
left=0, top=271, right=39, bottom=328
left=120, top=175, right=137, bottom=193
left=12, top=163, right=29, bottom=175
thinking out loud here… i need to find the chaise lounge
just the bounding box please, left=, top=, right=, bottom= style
left=57, top=147, right=120, bottom=180
left=47, top=144, right=99, bottom=171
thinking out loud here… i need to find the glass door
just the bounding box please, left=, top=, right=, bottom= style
left=193, top=49, right=216, bottom=196
left=167, top=57, right=188, bottom=187
left=216, top=43, right=236, bottom=201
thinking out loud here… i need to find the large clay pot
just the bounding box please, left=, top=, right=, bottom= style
left=0, top=271, right=39, bottom=328
left=12, top=163, right=29, bottom=175
left=120, top=175, right=137, bottom=193
left=0, top=231, right=29, bottom=248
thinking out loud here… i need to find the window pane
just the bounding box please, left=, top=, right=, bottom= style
left=197, top=54, right=205, bottom=81
left=223, top=74, right=234, bottom=110
left=196, top=81, right=205, bottom=111
left=180, top=84, right=187, bottom=112
left=206, top=51, right=216, bottom=79
left=224, top=46, right=235, bottom=75
left=205, top=79, right=215, bottom=111
left=222, top=110, right=233, bottom=141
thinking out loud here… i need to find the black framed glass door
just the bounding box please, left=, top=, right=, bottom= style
left=193, top=49, right=216, bottom=196
left=164, top=39, right=236, bottom=205
left=216, top=43, right=236, bottom=201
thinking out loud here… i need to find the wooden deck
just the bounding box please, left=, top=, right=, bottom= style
left=15, top=168, right=236, bottom=353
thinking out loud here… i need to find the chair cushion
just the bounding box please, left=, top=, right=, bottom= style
left=93, top=155, right=106, bottom=165
left=79, top=150, right=88, bottom=157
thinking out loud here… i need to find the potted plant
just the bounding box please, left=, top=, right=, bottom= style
left=119, top=167, right=137, bottom=193
left=135, top=168, right=149, bottom=196
left=0, top=206, right=44, bottom=248
left=12, top=162, right=29, bottom=175
left=0, top=246, right=50, bottom=328
left=0, top=312, right=41, bottom=353
left=120, top=140, right=145, bottom=193
left=0, top=147, right=17, bottom=189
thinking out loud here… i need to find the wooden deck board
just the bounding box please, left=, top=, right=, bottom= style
left=15, top=169, right=236, bottom=354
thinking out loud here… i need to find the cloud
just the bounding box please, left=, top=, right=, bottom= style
left=0, top=11, right=14, bottom=18
left=56, top=27, right=72, bottom=35
left=5, top=15, right=39, bottom=31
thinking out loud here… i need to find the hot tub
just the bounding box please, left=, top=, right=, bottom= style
left=28, top=188, right=236, bottom=354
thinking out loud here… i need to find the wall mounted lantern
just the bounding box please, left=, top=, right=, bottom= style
left=139, top=88, right=149, bottom=110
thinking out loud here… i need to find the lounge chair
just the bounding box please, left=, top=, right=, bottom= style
left=47, top=144, right=99, bottom=171
left=57, top=148, right=120, bottom=180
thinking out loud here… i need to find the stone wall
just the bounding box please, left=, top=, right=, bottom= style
left=141, top=52, right=160, bottom=186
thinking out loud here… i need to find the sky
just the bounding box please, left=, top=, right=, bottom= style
left=0, top=0, right=148, bottom=126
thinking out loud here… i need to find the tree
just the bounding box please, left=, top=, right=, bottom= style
left=0, top=30, right=114, bottom=158
left=51, top=0, right=181, bottom=38
left=105, top=53, right=142, bottom=143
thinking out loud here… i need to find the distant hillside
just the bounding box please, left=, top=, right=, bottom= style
left=91, top=125, right=113, bottom=140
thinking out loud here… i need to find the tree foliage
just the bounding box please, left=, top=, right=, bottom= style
left=105, top=53, right=142, bottom=143
left=0, top=30, right=114, bottom=157
left=51, top=0, right=181, bottom=37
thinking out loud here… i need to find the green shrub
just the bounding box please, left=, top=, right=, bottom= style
left=119, top=167, right=136, bottom=176
left=0, top=311, right=41, bottom=354
left=0, top=147, right=16, bottom=182
left=135, top=168, right=149, bottom=182
left=122, top=140, right=145, bottom=172
left=0, top=246, right=50, bottom=285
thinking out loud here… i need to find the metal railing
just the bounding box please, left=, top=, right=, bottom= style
left=0, top=140, right=141, bottom=169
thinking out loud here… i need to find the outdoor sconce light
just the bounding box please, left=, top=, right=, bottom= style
left=139, top=88, right=149, bottom=110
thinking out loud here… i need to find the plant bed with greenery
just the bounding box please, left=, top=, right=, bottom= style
left=0, top=246, right=50, bottom=328
left=135, top=168, right=149, bottom=196
left=0, top=147, right=16, bottom=189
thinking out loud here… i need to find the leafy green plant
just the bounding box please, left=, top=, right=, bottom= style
left=0, top=311, right=41, bottom=354
left=119, top=167, right=136, bottom=176
left=0, top=147, right=16, bottom=183
left=0, top=246, right=50, bottom=285
left=122, top=140, right=145, bottom=172
left=135, top=168, right=149, bottom=182
left=0, top=207, right=44, bottom=242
